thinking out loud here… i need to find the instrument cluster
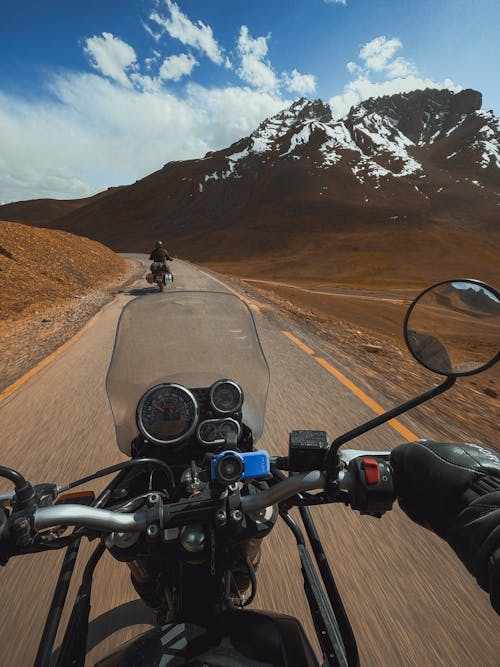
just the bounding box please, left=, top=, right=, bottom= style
left=136, top=379, right=244, bottom=450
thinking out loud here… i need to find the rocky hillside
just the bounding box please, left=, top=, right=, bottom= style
left=0, top=221, right=130, bottom=322
left=1, top=88, right=499, bottom=289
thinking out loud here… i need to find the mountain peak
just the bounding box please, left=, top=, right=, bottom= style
left=289, top=97, right=333, bottom=123
left=349, top=88, right=484, bottom=145
left=352, top=88, right=482, bottom=119
left=248, top=97, right=332, bottom=153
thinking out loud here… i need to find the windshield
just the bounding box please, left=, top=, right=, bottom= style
left=106, top=291, right=270, bottom=454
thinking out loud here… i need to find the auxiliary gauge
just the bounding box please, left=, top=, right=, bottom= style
left=210, top=380, right=243, bottom=414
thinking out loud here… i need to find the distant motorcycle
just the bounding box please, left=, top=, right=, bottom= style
left=146, top=261, right=174, bottom=292
left=0, top=279, right=498, bottom=666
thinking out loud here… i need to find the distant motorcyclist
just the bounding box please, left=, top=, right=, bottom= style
left=149, top=241, right=173, bottom=281
left=391, top=440, right=500, bottom=614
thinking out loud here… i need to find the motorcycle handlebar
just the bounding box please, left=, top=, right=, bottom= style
left=240, top=450, right=393, bottom=512
left=3, top=450, right=395, bottom=540
left=241, top=471, right=327, bottom=512
left=31, top=474, right=330, bottom=533
left=34, top=506, right=149, bottom=532
left=29, top=472, right=331, bottom=533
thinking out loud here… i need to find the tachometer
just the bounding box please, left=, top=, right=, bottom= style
left=136, top=383, right=199, bottom=445
left=210, top=380, right=243, bottom=414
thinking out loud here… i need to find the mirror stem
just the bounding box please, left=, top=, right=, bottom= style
left=327, top=376, right=456, bottom=466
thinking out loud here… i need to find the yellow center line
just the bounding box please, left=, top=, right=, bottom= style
left=282, top=331, right=418, bottom=442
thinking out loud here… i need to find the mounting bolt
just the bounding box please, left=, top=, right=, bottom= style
left=216, top=510, right=226, bottom=523
left=148, top=494, right=159, bottom=506
left=230, top=510, right=242, bottom=522
left=147, top=524, right=159, bottom=539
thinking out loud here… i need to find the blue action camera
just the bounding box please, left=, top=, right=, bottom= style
left=211, top=450, right=270, bottom=485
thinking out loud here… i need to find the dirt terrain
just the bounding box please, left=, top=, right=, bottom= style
left=0, top=226, right=497, bottom=446
left=229, top=273, right=499, bottom=448
left=0, top=221, right=139, bottom=391
left=0, top=236, right=498, bottom=665
left=2, top=91, right=499, bottom=297
left=1, top=259, right=498, bottom=667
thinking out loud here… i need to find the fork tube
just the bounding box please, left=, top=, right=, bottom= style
left=299, top=506, right=360, bottom=667
left=33, top=537, right=81, bottom=667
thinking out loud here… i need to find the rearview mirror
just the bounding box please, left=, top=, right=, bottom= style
left=404, top=279, right=500, bottom=376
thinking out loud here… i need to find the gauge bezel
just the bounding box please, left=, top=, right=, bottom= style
left=197, top=418, right=242, bottom=446
left=136, top=383, right=199, bottom=445
left=209, top=379, right=244, bottom=414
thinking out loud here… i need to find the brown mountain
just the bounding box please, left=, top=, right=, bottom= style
left=1, top=88, right=499, bottom=289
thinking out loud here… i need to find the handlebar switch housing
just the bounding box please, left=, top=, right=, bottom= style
left=348, top=456, right=395, bottom=516
left=288, top=431, right=328, bottom=472
left=0, top=508, right=10, bottom=565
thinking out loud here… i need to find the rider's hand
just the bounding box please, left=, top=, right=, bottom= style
left=390, top=440, right=500, bottom=614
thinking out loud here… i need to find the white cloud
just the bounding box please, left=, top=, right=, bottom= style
left=323, top=0, right=347, bottom=4
left=186, top=83, right=288, bottom=143
left=346, top=61, right=361, bottom=74
left=145, top=50, right=161, bottom=71
left=129, top=72, right=161, bottom=92
left=283, top=69, right=316, bottom=95
left=0, top=72, right=288, bottom=203
left=359, top=36, right=402, bottom=72
left=84, top=33, right=137, bottom=87
left=329, top=35, right=460, bottom=117
left=238, top=26, right=269, bottom=60
left=237, top=26, right=278, bottom=91
left=142, top=21, right=162, bottom=43
left=1, top=6, right=323, bottom=202
left=150, top=1, right=225, bottom=66
left=159, top=53, right=198, bottom=81
left=385, top=56, right=417, bottom=79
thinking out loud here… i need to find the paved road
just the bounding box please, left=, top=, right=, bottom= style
left=0, top=257, right=498, bottom=666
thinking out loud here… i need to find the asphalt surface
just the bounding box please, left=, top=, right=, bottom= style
left=0, top=257, right=498, bottom=666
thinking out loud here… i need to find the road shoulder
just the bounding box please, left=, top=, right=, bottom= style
left=0, top=259, right=143, bottom=394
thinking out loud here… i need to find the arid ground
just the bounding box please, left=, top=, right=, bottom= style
left=1, top=221, right=497, bottom=445
left=0, top=221, right=138, bottom=390
left=0, top=223, right=499, bottom=666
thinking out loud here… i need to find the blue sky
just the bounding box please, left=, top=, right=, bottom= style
left=1, top=0, right=499, bottom=203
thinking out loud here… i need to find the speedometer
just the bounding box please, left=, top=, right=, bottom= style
left=136, top=383, right=199, bottom=445
left=210, top=380, right=243, bottom=414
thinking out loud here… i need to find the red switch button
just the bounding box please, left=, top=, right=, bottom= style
left=363, top=458, right=380, bottom=484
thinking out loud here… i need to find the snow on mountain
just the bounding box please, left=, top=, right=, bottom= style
left=472, top=116, right=500, bottom=168
left=196, top=89, right=499, bottom=194
left=2, top=87, right=498, bottom=257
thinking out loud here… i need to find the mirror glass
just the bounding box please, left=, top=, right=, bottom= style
left=405, top=280, right=500, bottom=375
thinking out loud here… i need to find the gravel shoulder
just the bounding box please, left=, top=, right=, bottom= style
left=2, top=255, right=497, bottom=450
left=0, top=259, right=142, bottom=393
left=216, top=270, right=499, bottom=450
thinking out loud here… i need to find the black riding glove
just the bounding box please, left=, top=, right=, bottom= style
left=390, top=440, right=500, bottom=614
